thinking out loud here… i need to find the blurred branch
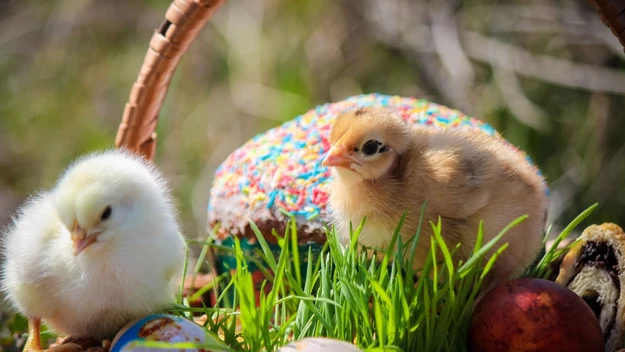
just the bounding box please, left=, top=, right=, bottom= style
left=363, top=0, right=625, bottom=95
left=461, top=30, right=625, bottom=94
left=480, top=4, right=625, bottom=59
left=546, top=151, right=586, bottom=224
left=430, top=2, right=474, bottom=83
left=467, top=4, right=593, bottom=25
left=493, top=68, right=550, bottom=132
left=587, top=93, right=625, bottom=207
left=428, top=1, right=473, bottom=112
left=43, top=0, right=91, bottom=45
left=0, top=12, right=41, bottom=48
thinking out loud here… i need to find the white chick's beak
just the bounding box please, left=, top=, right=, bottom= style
left=322, top=145, right=358, bottom=169
left=71, top=220, right=99, bottom=256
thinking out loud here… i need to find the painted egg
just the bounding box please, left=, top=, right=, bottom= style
left=110, top=314, right=228, bottom=352
left=277, top=337, right=363, bottom=351
left=469, top=278, right=604, bottom=352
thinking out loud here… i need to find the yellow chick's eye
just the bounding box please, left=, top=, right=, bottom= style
left=100, top=206, right=113, bottom=221
left=361, top=140, right=383, bottom=156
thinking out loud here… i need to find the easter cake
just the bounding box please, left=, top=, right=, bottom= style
left=207, top=93, right=548, bottom=296
left=556, top=223, right=625, bottom=352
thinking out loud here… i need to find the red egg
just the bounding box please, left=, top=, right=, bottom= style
left=469, top=278, right=604, bottom=352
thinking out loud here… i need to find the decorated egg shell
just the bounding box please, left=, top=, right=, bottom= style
left=110, top=314, right=228, bottom=352
left=277, top=337, right=363, bottom=351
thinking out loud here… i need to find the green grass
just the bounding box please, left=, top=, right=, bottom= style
left=524, top=203, right=598, bottom=280
left=0, top=204, right=596, bottom=352
left=164, top=202, right=598, bottom=352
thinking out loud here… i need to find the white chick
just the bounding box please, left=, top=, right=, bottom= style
left=1, top=149, right=186, bottom=352
left=323, top=108, right=548, bottom=292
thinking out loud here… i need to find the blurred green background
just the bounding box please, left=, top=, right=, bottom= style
left=2, top=0, right=625, bottom=251
left=0, top=0, right=624, bottom=344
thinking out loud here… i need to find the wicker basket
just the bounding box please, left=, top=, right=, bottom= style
left=113, top=0, right=625, bottom=307
left=589, top=0, right=625, bottom=53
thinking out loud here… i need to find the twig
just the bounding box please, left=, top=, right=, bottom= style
left=428, top=1, right=474, bottom=113
left=361, top=0, right=625, bottom=95
left=492, top=68, right=550, bottom=132
left=461, top=30, right=625, bottom=94
left=473, top=4, right=625, bottom=59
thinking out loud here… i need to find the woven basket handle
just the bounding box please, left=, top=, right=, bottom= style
left=589, top=0, right=625, bottom=52
left=115, top=0, right=226, bottom=161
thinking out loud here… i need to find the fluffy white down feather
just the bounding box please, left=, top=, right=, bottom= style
left=0, top=149, right=186, bottom=340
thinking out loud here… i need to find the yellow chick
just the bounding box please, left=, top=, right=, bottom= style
left=322, top=108, right=548, bottom=290
left=1, top=150, right=186, bottom=352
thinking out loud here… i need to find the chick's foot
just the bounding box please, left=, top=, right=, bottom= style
left=23, top=317, right=43, bottom=352
left=23, top=318, right=95, bottom=352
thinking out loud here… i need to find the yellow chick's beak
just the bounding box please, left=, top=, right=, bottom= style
left=322, top=146, right=357, bottom=169
left=71, top=220, right=98, bottom=256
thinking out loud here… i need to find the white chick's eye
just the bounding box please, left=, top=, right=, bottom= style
left=361, top=140, right=384, bottom=156
left=100, top=206, right=113, bottom=221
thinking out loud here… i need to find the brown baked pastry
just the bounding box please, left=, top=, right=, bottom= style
left=556, top=223, right=625, bottom=352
